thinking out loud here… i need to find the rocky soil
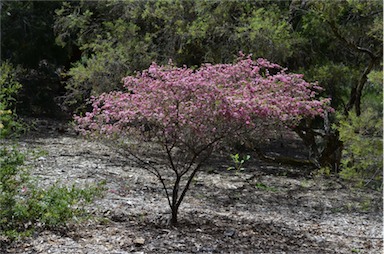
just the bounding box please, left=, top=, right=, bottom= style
left=1, top=119, right=383, bottom=253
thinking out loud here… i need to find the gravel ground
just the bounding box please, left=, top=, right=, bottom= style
left=1, top=119, right=382, bottom=253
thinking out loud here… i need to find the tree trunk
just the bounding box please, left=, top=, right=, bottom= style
left=168, top=164, right=202, bottom=226
left=346, top=58, right=376, bottom=116
left=293, top=119, right=343, bottom=172
left=170, top=204, right=179, bottom=226
left=170, top=175, right=181, bottom=226
left=318, top=132, right=343, bottom=173
left=293, top=120, right=320, bottom=163
left=327, top=20, right=379, bottom=116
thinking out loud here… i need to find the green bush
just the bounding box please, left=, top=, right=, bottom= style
left=0, top=147, right=105, bottom=240
left=61, top=39, right=149, bottom=114
left=363, top=69, right=383, bottom=114
left=335, top=108, right=383, bottom=189
left=0, top=61, right=23, bottom=138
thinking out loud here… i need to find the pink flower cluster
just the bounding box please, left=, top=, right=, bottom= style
left=75, top=54, right=333, bottom=146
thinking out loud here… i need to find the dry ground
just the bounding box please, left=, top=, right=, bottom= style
left=1, top=119, right=382, bottom=253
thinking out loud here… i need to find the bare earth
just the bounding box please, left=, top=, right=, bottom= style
left=1, top=119, right=383, bottom=253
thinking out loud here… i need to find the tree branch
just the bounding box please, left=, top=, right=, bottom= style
left=116, top=143, right=173, bottom=209
left=326, top=20, right=377, bottom=60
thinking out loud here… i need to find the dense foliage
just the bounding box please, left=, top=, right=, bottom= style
left=1, top=0, right=381, bottom=115
left=1, top=1, right=68, bottom=117
left=0, top=62, right=23, bottom=138
left=336, top=109, right=383, bottom=189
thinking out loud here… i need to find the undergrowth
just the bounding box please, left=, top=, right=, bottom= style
left=0, top=147, right=105, bottom=241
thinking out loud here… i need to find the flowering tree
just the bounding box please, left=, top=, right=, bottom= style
left=75, top=54, right=332, bottom=225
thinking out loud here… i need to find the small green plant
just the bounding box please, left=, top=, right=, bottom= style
left=29, top=147, right=49, bottom=160
left=358, top=198, right=372, bottom=212
left=227, top=153, right=251, bottom=173
left=255, top=182, right=278, bottom=192
left=316, top=166, right=332, bottom=177
left=330, top=207, right=344, bottom=213
left=0, top=147, right=105, bottom=240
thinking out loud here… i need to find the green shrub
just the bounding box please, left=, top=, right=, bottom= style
left=363, top=68, right=383, bottom=114
left=0, top=147, right=105, bottom=240
left=0, top=61, right=24, bottom=138
left=335, top=108, right=383, bottom=189
left=0, top=62, right=22, bottom=109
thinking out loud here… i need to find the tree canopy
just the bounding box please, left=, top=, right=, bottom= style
left=75, top=55, right=333, bottom=224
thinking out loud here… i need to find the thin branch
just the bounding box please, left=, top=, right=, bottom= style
left=164, top=140, right=178, bottom=175
left=175, top=161, right=202, bottom=209
left=364, top=167, right=382, bottom=188
left=116, top=144, right=173, bottom=208
left=178, top=145, right=213, bottom=207
left=327, top=20, right=377, bottom=60
left=179, top=152, right=199, bottom=177
left=179, top=134, right=225, bottom=176
left=171, top=175, right=181, bottom=210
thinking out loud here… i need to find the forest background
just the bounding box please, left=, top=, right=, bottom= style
left=0, top=0, right=383, bottom=188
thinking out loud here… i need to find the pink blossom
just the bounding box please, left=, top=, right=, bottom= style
left=76, top=53, right=333, bottom=145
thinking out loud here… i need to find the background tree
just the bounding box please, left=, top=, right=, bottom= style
left=306, top=0, right=382, bottom=116
left=1, top=0, right=68, bottom=117
left=283, top=0, right=382, bottom=174
left=53, top=0, right=303, bottom=114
